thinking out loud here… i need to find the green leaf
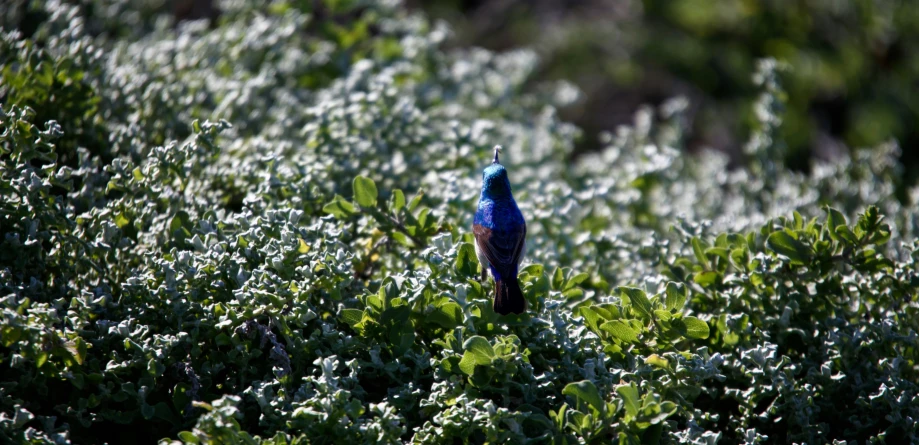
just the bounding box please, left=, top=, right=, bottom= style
left=562, top=288, right=584, bottom=300
left=520, top=264, right=545, bottom=276
left=600, top=320, right=639, bottom=343
left=562, top=380, right=605, bottom=415
left=664, top=282, right=685, bottom=311
left=429, top=302, right=464, bottom=329
left=170, top=211, right=192, bottom=234
left=390, top=189, right=405, bottom=212
left=114, top=212, right=131, bottom=229
left=408, top=189, right=424, bottom=211
left=551, top=267, right=565, bottom=290
left=726, top=233, right=747, bottom=247
left=693, top=271, right=720, bottom=286
left=705, top=247, right=730, bottom=262
left=36, top=352, right=48, bottom=368
left=825, top=206, right=846, bottom=241
left=391, top=231, right=411, bottom=247
left=766, top=230, right=813, bottom=262
left=567, top=410, right=587, bottom=435
left=653, top=309, right=672, bottom=322
left=459, top=335, right=496, bottom=375
left=462, top=335, right=495, bottom=364
left=644, top=354, right=669, bottom=368
left=454, top=242, right=478, bottom=278
left=466, top=279, right=484, bottom=299
left=869, top=223, right=891, bottom=246
left=672, top=316, right=710, bottom=339
left=1, top=326, right=22, bottom=347
left=178, top=431, right=199, bottom=443
left=835, top=225, right=858, bottom=245
left=62, top=338, right=87, bottom=365
left=352, top=175, right=378, bottom=207
left=594, top=304, right=619, bottom=320
left=580, top=306, right=602, bottom=332
left=340, top=309, right=364, bottom=327
left=730, top=247, right=750, bottom=270
left=417, top=208, right=432, bottom=231
left=458, top=352, right=477, bottom=376
left=691, top=237, right=709, bottom=268
left=147, top=357, right=165, bottom=376
left=651, top=401, right=677, bottom=424
left=616, top=383, right=640, bottom=419
left=620, top=287, right=652, bottom=319
left=563, top=272, right=590, bottom=291
left=323, top=196, right=356, bottom=219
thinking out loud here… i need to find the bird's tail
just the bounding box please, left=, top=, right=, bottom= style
left=494, top=276, right=526, bottom=315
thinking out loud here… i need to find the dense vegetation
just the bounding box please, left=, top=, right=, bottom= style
left=422, top=0, right=919, bottom=175
left=1, top=1, right=917, bottom=444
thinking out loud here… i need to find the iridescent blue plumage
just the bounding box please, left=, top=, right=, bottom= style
left=473, top=146, right=527, bottom=315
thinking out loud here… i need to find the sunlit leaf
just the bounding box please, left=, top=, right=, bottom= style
left=353, top=176, right=378, bottom=207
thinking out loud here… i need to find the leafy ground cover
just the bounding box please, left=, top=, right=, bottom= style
left=1, top=1, right=918, bottom=444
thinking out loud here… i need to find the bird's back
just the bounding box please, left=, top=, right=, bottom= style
left=473, top=197, right=526, bottom=280
left=475, top=198, right=524, bottom=232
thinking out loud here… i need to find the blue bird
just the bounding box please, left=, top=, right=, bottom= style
left=474, top=146, right=527, bottom=315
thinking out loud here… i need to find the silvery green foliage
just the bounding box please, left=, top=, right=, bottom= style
left=1, top=1, right=918, bottom=444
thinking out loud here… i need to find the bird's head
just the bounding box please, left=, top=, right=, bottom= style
left=481, top=146, right=512, bottom=199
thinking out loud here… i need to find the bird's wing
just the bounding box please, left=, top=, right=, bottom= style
left=473, top=223, right=526, bottom=276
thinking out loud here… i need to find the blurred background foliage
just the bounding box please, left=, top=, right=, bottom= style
left=413, top=0, right=919, bottom=180
left=4, top=0, right=918, bottom=181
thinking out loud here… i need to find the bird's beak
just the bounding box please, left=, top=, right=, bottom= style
left=493, top=145, right=502, bottom=164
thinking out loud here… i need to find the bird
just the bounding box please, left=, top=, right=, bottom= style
left=473, top=145, right=527, bottom=315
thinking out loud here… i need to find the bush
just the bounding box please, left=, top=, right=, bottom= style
left=422, top=0, right=919, bottom=175
left=1, top=1, right=917, bottom=444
